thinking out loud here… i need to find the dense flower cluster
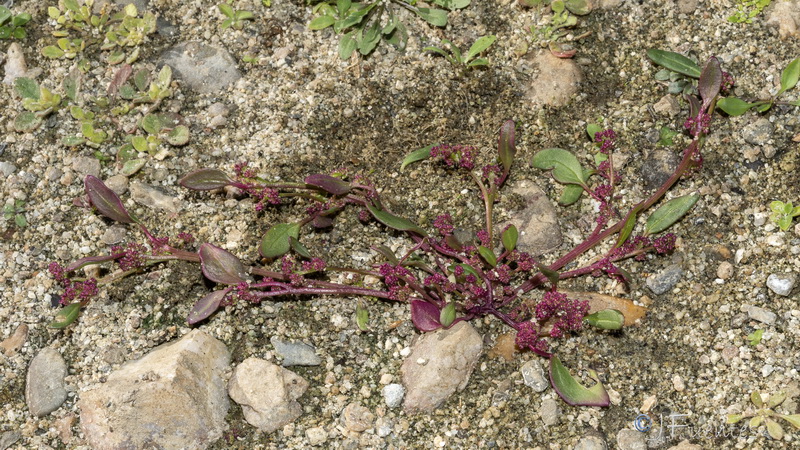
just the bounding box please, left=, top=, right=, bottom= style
left=684, top=112, right=711, bottom=137
left=433, top=214, right=454, bottom=236
left=430, top=144, right=476, bottom=170
left=110, top=242, right=147, bottom=270
left=48, top=262, right=98, bottom=305
left=594, top=129, right=617, bottom=154
left=535, top=290, right=589, bottom=338
left=514, top=320, right=550, bottom=356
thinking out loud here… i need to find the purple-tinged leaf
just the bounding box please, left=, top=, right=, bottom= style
left=686, top=94, right=701, bottom=118
left=304, top=174, right=351, bottom=195
left=187, top=289, right=227, bottom=325
left=312, top=214, right=334, bottom=228
left=260, top=223, right=300, bottom=259
left=199, top=243, right=248, bottom=285
left=179, top=168, right=234, bottom=191
left=498, top=120, right=516, bottom=176
left=65, top=254, right=120, bottom=273
left=108, top=64, right=132, bottom=97
left=410, top=300, right=442, bottom=332
left=367, top=204, right=428, bottom=237
left=49, top=302, right=82, bottom=329
left=549, top=356, right=610, bottom=407
left=698, top=57, right=722, bottom=109
left=373, top=245, right=399, bottom=264
left=84, top=175, right=136, bottom=224
left=646, top=49, right=701, bottom=78
left=445, top=235, right=462, bottom=251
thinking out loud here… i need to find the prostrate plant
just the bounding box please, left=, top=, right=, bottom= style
left=13, top=77, right=63, bottom=132
left=309, top=0, right=470, bottom=59
left=2, top=199, right=28, bottom=228
left=769, top=200, right=800, bottom=231
left=647, top=49, right=800, bottom=116
left=521, top=0, right=589, bottom=57
left=727, top=391, right=800, bottom=440
left=0, top=6, right=32, bottom=40
left=423, top=35, right=497, bottom=69
left=728, top=0, right=771, bottom=24
left=50, top=55, right=732, bottom=405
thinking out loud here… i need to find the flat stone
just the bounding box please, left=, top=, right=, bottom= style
left=746, top=305, right=777, bottom=325
left=70, top=156, right=101, bottom=179
left=79, top=330, right=230, bottom=449
left=574, top=433, right=608, bottom=450
left=0, top=324, right=28, bottom=357
left=677, top=0, right=698, bottom=14
left=742, top=118, right=774, bottom=146
left=525, top=50, right=583, bottom=107
left=0, top=432, right=21, bottom=449
left=104, top=174, right=129, bottom=195
left=539, top=398, right=560, bottom=426
left=228, top=357, right=308, bottom=433
left=646, top=264, right=683, bottom=295
left=3, top=42, right=40, bottom=85
left=640, top=149, right=679, bottom=191
left=652, top=95, right=680, bottom=117
left=270, top=336, right=321, bottom=366
left=382, top=384, right=405, bottom=408
left=766, top=273, right=796, bottom=296
left=521, top=360, right=549, bottom=392
left=130, top=181, right=180, bottom=213
left=507, top=182, right=562, bottom=256
left=401, top=322, right=483, bottom=414
left=616, top=428, right=646, bottom=450
left=159, top=41, right=241, bottom=94
left=100, top=225, right=127, bottom=245
left=25, top=347, right=68, bottom=417
left=305, top=426, right=327, bottom=446
left=0, top=161, right=16, bottom=178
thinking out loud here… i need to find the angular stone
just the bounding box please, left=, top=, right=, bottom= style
left=521, top=360, right=549, bottom=392
left=270, top=336, right=321, bottom=366
left=616, top=428, right=646, bottom=450
left=539, top=398, right=560, bottom=426
left=401, top=322, right=483, bottom=413
left=382, top=384, right=405, bottom=408
left=159, top=41, right=241, bottom=94
left=340, top=402, right=375, bottom=432
left=25, top=347, right=68, bottom=417
left=646, top=264, right=683, bottom=295
left=130, top=181, right=180, bottom=213
left=79, top=330, right=230, bottom=449
left=640, top=149, right=679, bottom=191
left=507, top=181, right=562, bottom=256
left=525, top=50, right=583, bottom=107
left=746, top=305, right=777, bottom=325
left=1, top=323, right=28, bottom=357
left=766, top=273, right=796, bottom=296
left=742, top=118, right=774, bottom=146
left=70, top=156, right=101, bottom=179
left=228, top=357, right=308, bottom=433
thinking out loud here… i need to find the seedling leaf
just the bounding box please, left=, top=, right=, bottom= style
left=179, top=168, right=233, bottom=190
left=498, top=120, right=516, bottom=177
left=304, top=173, right=351, bottom=195
left=717, top=97, right=758, bottom=116
left=478, top=246, right=497, bottom=267
left=646, top=49, right=701, bottom=78
left=439, top=303, right=456, bottom=327
left=187, top=289, right=227, bottom=325
left=779, top=57, right=800, bottom=95
left=50, top=302, right=82, bottom=329
left=532, top=148, right=587, bottom=185
left=410, top=300, right=442, bottom=331
left=367, top=205, right=428, bottom=236
left=585, top=309, right=624, bottom=330
left=549, top=356, right=610, bottom=406
left=84, top=175, right=136, bottom=223
left=465, top=35, right=496, bottom=62
left=502, top=225, right=518, bottom=252
left=400, top=144, right=434, bottom=171
left=260, top=223, right=301, bottom=259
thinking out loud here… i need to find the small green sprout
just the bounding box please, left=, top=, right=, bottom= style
left=728, top=0, right=771, bottom=24
left=218, top=3, right=254, bottom=30
left=769, top=201, right=800, bottom=231
left=48, top=0, right=109, bottom=36
left=13, top=78, right=63, bottom=132
left=747, top=329, right=763, bottom=346
left=42, top=37, right=87, bottom=59
left=423, top=35, right=497, bottom=69
left=0, top=6, right=32, bottom=40
left=101, top=4, right=157, bottom=64
left=3, top=200, right=28, bottom=228
left=727, top=391, right=800, bottom=440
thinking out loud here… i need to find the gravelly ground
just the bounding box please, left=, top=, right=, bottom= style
left=1, top=0, right=799, bottom=448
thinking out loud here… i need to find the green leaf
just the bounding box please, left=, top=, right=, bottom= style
left=477, top=246, right=497, bottom=267
left=367, top=205, right=428, bottom=236
left=646, top=49, right=701, bottom=78
left=337, top=0, right=352, bottom=17
left=657, top=126, right=679, bottom=146
left=466, top=58, right=489, bottom=67
left=432, top=0, right=470, bottom=9
left=644, top=193, right=699, bottom=235
left=585, top=309, right=624, bottom=330
left=401, top=144, right=434, bottom=171
left=716, top=97, right=758, bottom=116
left=439, top=303, right=456, bottom=327
left=199, top=243, right=248, bottom=285
left=358, top=22, right=381, bottom=55
left=0, top=7, right=10, bottom=24
left=536, top=262, right=560, bottom=288
left=13, top=112, right=42, bottom=132
left=14, top=77, right=39, bottom=99
left=62, top=136, right=86, bottom=147
left=747, top=328, right=763, bottom=346
left=141, top=113, right=163, bottom=134
left=766, top=418, right=784, bottom=440
left=288, top=237, right=311, bottom=259
left=532, top=148, right=587, bottom=185
left=42, top=46, right=66, bottom=58
left=465, top=35, right=496, bottom=62
left=615, top=206, right=640, bottom=248
left=416, top=7, right=448, bottom=27
left=260, top=223, right=301, bottom=259
left=355, top=300, right=369, bottom=331
left=749, top=415, right=763, bottom=428
left=778, top=414, right=800, bottom=429
left=166, top=125, right=190, bottom=146
left=586, top=123, right=602, bottom=141
left=451, top=263, right=481, bottom=280
left=423, top=46, right=451, bottom=61
left=779, top=57, right=800, bottom=95
left=549, top=356, right=610, bottom=406
left=558, top=184, right=583, bottom=205
left=751, top=391, right=764, bottom=408
left=768, top=391, right=786, bottom=409
left=564, top=0, right=590, bottom=15
left=502, top=225, right=518, bottom=252
left=309, top=15, right=335, bottom=30
left=50, top=302, right=82, bottom=329
left=187, top=290, right=227, bottom=325
left=121, top=159, right=146, bottom=176
left=338, top=32, right=357, bottom=59
left=179, top=168, right=234, bottom=190
left=14, top=214, right=27, bottom=227
left=218, top=3, right=234, bottom=18
left=726, top=414, right=744, bottom=425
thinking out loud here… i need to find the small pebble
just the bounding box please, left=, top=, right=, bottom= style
left=672, top=375, right=685, bottom=392
left=305, top=427, right=327, bottom=446
left=716, top=261, right=733, bottom=280
left=521, top=360, right=549, bottom=392
left=766, top=273, right=796, bottom=296
left=382, top=384, right=405, bottom=408
left=539, top=398, right=560, bottom=426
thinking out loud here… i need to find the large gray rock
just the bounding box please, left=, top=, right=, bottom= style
left=507, top=182, right=562, bottom=256
left=159, top=42, right=241, bottom=94
left=79, top=330, right=230, bottom=449
left=401, top=322, right=483, bottom=413
left=25, top=347, right=68, bottom=417
left=766, top=0, right=800, bottom=38
left=228, top=357, right=308, bottom=433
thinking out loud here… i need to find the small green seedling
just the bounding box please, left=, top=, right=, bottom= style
left=747, top=329, right=763, bottom=346
left=42, top=37, right=87, bottom=59
left=13, top=78, right=63, bottom=132
left=727, top=391, right=800, bottom=440
left=101, top=4, right=157, bottom=64
left=3, top=200, right=28, bottom=228
left=769, top=201, right=800, bottom=231
left=48, top=0, right=109, bottom=36
left=728, top=0, right=771, bottom=24
left=423, top=35, right=497, bottom=68
left=218, top=3, right=254, bottom=30
left=0, top=6, right=32, bottom=39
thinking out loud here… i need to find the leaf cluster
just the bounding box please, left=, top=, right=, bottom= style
left=423, top=35, right=496, bottom=69
left=727, top=0, right=771, bottom=24
left=769, top=201, right=800, bottom=231
left=727, top=391, right=800, bottom=440
left=218, top=3, right=255, bottom=30
left=309, top=0, right=470, bottom=59
left=13, top=78, right=62, bottom=132
left=2, top=199, right=28, bottom=228
left=0, top=6, right=32, bottom=40
left=526, top=0, right=588, bottom=44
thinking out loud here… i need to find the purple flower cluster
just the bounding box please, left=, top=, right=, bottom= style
left=252, top=187, right=281, bottom=212
left=48, top=262, right=98, bottom=305
left=233, top=161, right=256, bottom=179
left=514, top=320, right=550, bottom=356
left=379, top=263, right=414, bottom=300
left=534, top=290, right=589, bottom=338
left=594, top=129, right=617, bottom=154
left=110, top=242, right=147, bottom=270
left=430, top=144, right=476, bottom=170
left=684, top=112, right=711, bottom=137
left=433, top=214, right=454, bottom=236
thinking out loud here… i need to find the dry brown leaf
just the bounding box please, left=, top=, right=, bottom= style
left=561, top=290, right=647, bottom=326
left=488, top=332, right=518, bottom=361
